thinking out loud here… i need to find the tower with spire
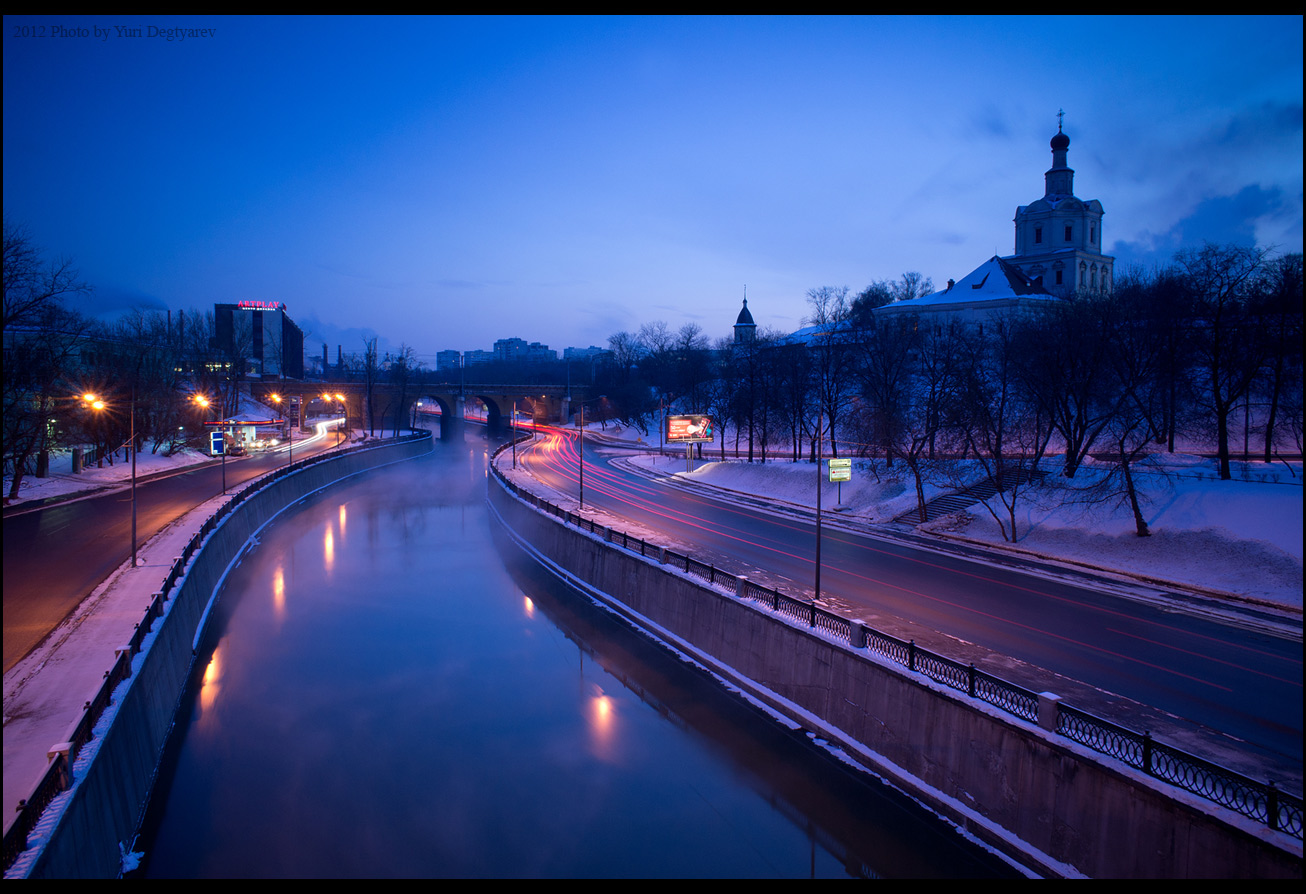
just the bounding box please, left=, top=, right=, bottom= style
left=1005, top=113, right=1113, bottom=298
left=733, top=291, right=756, bottom=345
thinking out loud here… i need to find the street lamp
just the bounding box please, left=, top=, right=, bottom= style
left=269, top=393, right=292, bottom=467
left=192, top=394, right=227, bottom=494
left=323, top=392, right=346, bottom=447
left=83, top=391, right=139, bottom=568
left=576, top=395, right=607, bottom=509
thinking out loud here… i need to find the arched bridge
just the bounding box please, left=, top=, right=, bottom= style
left=251, top=382, right=585, bottom=440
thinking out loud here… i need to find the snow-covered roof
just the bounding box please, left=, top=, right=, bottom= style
left=898, top=255, right=1054, bottom=307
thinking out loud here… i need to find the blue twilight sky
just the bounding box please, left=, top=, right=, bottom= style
left=3, top=15, right=1302, bottom=364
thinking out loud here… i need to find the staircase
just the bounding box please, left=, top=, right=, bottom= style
left=893, top=467, right=1049, bottom=525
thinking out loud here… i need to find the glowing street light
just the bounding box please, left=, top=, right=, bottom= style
left=323, top=392, right=347, bottom=447
left=192, top=393, right=227, bottom=494
left=269, top=393, right=293, bottom=467
left=83, top=391, right=139, bottom=567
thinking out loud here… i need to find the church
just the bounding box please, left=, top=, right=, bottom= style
left=1006, top=118, right=1114, bottom=297
left=877, top=118, right=1114, bottom=323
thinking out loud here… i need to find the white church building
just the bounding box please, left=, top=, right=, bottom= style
left=878, top=120, right=1115, bottom=324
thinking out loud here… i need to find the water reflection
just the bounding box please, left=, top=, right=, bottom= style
left=137, top=438, right=1018, bottom=879
left=271, top=565, right=285, bottom=621
left=198, top=646, right=221, bottom=715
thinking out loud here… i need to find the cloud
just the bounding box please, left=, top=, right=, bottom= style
left=82, top=286, right=168, bottom=321
left=1110, top=184, right=1294, bottom=270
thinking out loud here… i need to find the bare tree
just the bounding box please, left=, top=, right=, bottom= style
left=363, top=337, right=379, bottom=436
left=1254, top=253, right=1303, bottom=462
left=804, top=286, right=855, bottom=459
left=1177, top=243, right=1271, bottom=480
left=953, top=315, right=1053, bottom=542
left=1015, top=294, right=1119, bottom=479
left=2, top=221, right=93, bottom=495
left=2, top=217, right=90, bottom=337
left=390, top=344, right=416, bottom=436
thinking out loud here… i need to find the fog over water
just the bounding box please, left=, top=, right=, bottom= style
left=137, top=436, right=1017, bottom=878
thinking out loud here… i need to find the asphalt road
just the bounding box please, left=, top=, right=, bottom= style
left=515, top=427, right=1304, bottom=787
left=2, top=434, right=342, bottom=672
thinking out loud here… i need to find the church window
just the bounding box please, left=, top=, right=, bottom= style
left=1034, top=226, right=1042, bottom=244
left=1090, top=223, right=1096, bottom=244
left=1065, top=224, right=1073, bottom=242
left=1055, top=270, right=1063, bottom=285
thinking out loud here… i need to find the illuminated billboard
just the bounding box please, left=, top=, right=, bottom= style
left=667, top=415, right=714, bottom=443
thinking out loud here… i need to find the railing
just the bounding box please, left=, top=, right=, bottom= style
left=488, top=437, right=1303, bottom=842
left=3, top=430, right=431, bottom=873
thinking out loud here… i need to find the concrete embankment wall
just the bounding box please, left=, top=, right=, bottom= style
left=27, top=436, right=431, bottom=879
left=489, top=476, right=1302, bottom=879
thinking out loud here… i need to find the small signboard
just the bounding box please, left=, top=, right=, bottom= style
left=667, top=415, right=714, bottom=443
left=210, top=430, right=226, bottom=456
left=828, top=457, right=852, bottom=482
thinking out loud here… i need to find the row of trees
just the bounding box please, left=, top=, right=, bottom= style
left=597, top=247, right=1303, bottom=539
left=1, top=222, right=308, bottom=496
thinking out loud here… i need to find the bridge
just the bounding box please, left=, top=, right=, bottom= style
left=250, top=382, right=587, bottom=440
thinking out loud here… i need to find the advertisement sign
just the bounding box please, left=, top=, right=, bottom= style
left=210, top=430, right=226, bottom=456
left=828, top=458, right=852, bottom=482
left=666, top=415, right=714, bottom=443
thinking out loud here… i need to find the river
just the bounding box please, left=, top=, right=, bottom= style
left=136, top=435, right=1019, bottom=878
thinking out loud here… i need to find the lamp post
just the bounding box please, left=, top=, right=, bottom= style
left=193, top=394, right=227, bottom=494
left=328, top=392, right=346, bottom=446
left=84, top=391, right=139, bottom=567
left=270, top=393, right=292, bottom=467
left=575, top=395, right=607, bottom=509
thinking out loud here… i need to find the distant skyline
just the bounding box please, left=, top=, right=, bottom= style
left=4, top=15, right=1301, bottom=363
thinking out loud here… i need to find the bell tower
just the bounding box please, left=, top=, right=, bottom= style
left=1007, top=114, right=1113, bottom=298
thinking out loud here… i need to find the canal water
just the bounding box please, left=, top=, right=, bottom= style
left=136, top=436, right=1019, bottom=878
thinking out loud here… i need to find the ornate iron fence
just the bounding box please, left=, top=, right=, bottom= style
left=3, top=430, right=433, bottom=873
left=489, top=442, right=1303, bottom=841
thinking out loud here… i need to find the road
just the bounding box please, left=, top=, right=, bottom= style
left=2, top=425, right=344, bottom=672
left=514, top=427, right=1303, bottom=788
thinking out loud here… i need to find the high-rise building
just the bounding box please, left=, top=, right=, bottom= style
left=214, top=300, right=304, bottom=379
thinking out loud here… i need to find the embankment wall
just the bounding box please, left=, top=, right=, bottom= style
left=489, top=472, right=1302, bottom=878
left=26, top=436, right=431, bottom=878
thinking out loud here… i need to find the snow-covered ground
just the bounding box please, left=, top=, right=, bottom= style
left=3, top=443, right=215, bottom=506
left=580, top=423, right=1302, bottom=611
left=3, top=407, right=343, bottom=508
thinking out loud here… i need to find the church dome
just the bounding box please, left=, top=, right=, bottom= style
left=1050, top=129, right=1070, bottom=151
left=735, top=299, right=755, bottom=327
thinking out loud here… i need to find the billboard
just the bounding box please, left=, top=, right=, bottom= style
left=666, top=415, right=714, bottom=443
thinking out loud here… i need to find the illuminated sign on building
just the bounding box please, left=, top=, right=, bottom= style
left=667, top=415, right=714, bottom=443
left=236, top=300, right=286, bottom=311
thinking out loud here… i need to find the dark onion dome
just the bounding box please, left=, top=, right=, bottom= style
left=735, top=298, right=755, bottom=326
left=1050, top=128, right=1070, bottom=151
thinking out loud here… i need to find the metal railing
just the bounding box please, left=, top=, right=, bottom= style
left=488, top=438, right=1303, bottom=841
left=3, top=430, right=432, bottom=873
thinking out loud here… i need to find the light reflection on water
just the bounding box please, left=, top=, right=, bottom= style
left=137, top=438, right=1016, bottom=879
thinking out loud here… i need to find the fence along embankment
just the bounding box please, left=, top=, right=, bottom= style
left=7, top=431, right=432, bottom=879
left=488, top=443, right=1301, bottom=878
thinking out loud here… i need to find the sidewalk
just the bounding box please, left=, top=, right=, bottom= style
left=2, top=421, right=342, bottom=835
left=3, top=494, right=231, bottom=832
